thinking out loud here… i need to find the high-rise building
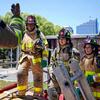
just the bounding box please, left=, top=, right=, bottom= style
left=76, top=19, right=98, bottom=35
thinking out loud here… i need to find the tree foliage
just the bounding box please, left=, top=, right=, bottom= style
left=1, top=12, right=61, bottom=35
left=2, top=12, right=12, bottom=24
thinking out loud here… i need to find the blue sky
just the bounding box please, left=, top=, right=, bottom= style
left=0, top=0, right=100, bottom=33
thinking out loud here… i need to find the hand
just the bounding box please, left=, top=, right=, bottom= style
left=11, top=3, right=20, bottom=17
left=41, top=59, right=48, bottom=68
left=86, top=75, right=94, bottom=85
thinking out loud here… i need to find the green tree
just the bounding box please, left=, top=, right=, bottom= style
left=2, top=12, right=12, bottom=24
left=36, top=15, right=61, bottom=35
left=54, top=25, right=62, bottom=35
left=2, top=12, right=61, bottom=35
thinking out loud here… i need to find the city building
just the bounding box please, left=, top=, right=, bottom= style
left=76, top=19, right=99, bottom=35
